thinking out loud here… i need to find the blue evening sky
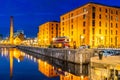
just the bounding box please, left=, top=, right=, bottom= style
left=0, top=0, right=120, bottom=38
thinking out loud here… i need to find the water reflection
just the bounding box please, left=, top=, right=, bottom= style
left=0, top=48, right=89, bottom=80
left=19, top=48, right=89, bottom=80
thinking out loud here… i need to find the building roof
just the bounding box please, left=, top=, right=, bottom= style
left=61, top=2, right=120, bottom=16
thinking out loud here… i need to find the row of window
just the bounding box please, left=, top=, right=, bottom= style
left=92, top=13, right=119, bottom=21
left=92, top=20, right=118, bottom=27
left=92, top=6, right=119, bottom=15
left=92, top=28, right=118, bottom=35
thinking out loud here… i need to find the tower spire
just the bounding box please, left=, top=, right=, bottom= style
left=10, top=16, right=14, bottom=44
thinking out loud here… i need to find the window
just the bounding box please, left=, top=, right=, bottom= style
left=105, top=30, right=107, bottom=34
left=99, top=21, right=101, bottom=27
left=62, top=33, right=64, bottom=36
left=92, top=28, right=95, bottom=34
left=92, top=20, right=95, bottom=26
left=105, top=9, right=108, bottom=13
left=111, top=38, right=113, bottom=43
left=83, top=14, right=86, bottom=19
left=99, top=14, right=101, bottom=19
left=83, top=29, right=85, bottom=34
left=71, top=19, right=73, bottom=23
left=111, top=23, right=113, bottom=28
left=52, top=31, right=53, bottom=34
left=111, top=30, right=113, bottom=35
left=92, top=6, right=96, bottom=12
left=92, top=13, right=95, bottom=19
left=116, top=11, right=118, bottom=15
left=71, top=31, right=73, bottom=35
left=116, top=16, right=118, bottom=21
left=62, top=17, right=64, bottom=20
left=56, top=24, right=58, bottom=27
left=52, top=24, right=53, bottom=26
left=83, top=21, right=86, bottom=27
left=116, top=30, right=118, bottom=35
left=52, top=27, right=53, bottom=30
left=71, top=25, right=73, bottom=29
left=116, top=23, right=118, bottom=28
left=106, top=15, right=108, bottom=20
left=105, top=22, right=107, bottom=27
left=111, top=10, right=113, bottom=14
left=111, top=16, right=113, bottom=20
left=56, top=26, right=58, bottom=30
left=71, top=13, right=73, bottom=17
left=62, top=27, right=64, bottom=31
left=99, top=8, right=101, bottom=12
left=62, top=22, right=64, bottom=25
left=99, top=29, right=101, bottom=34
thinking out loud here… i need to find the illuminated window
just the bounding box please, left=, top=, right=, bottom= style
left=111, top=30, right=113, bottom=35
left=111, top=38, right=113, bottom=43
left=62, top=22, right=64, bottom=25
left=62, top=27, right=64, bottom=31
left=83, top=21, right=86, bottom=27
left=62, top=33, right=64, bottom=36
left=83, top=29, right=85, bottom=34
left=111, top=23, right=113, bottom=28
left=71, top=19, right=73, bottom=23
left=92, top=28, right=95, bottom=34
left=111, top=16, right=113, bottom=20
left=116, top=16, right=118, bottom=21
left=105, top=30, right=107, bottom=34
left=83, top=8, right=87, bottom=12
left=105, top=22, right=107, bottom=27
left=99, top=29, right=101, bottom=34
left=71, top=31, right=73, bottom=35
left=83, top=14, right=86, bottom=19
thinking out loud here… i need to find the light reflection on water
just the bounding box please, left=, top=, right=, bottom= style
left=0, top=48, right=59, bottom=80
left=0, top=48, right=89, bottom=80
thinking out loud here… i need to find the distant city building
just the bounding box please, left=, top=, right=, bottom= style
left=60, top=2, right=120, bottom=48
left=13, top=31, right=24, bottom=45
left=37, top=21, right=60, bottom=47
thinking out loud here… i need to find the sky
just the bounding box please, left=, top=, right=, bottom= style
left=0, top=0, right=120, bottom=38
